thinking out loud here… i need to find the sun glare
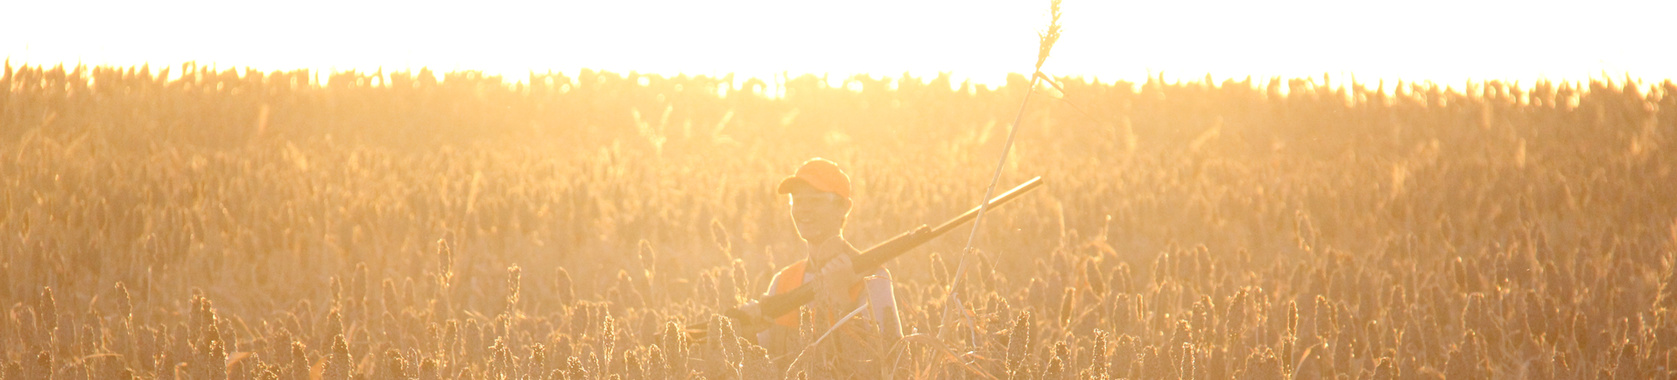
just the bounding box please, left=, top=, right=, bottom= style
left=10, top=2, right=1677, bottom=380
left=3, top=0, right=1674, bottom=88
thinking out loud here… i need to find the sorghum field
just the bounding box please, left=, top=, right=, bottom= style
left=3, top=63, right=1675, bottom=379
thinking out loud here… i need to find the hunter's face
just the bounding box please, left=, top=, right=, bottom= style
left=788, top=187, right=848, bottom=244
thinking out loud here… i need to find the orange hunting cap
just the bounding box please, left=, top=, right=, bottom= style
left=776, top=158, right=851, bottom=199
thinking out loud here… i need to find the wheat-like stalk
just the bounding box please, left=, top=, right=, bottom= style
left=1035, top=0, right=1063, bottom=73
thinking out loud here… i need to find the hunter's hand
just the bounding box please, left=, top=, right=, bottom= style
left=738, top=301, right=767, bottom=324
left=815, top=254, right=861, bottom=312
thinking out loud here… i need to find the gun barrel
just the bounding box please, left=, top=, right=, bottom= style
left=856, top=176, right=1043, bottom=271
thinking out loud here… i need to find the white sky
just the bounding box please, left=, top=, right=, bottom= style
left=4, top=0, right=1674, bottom=87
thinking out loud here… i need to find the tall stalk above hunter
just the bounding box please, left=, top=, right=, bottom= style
left=941, top=0, right=1062, bottom=347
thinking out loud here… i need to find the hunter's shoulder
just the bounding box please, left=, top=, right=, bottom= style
left=771, top=259, right=809, bottom=277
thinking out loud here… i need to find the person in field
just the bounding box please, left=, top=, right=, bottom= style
left=739, top=158, right=903, bottom=377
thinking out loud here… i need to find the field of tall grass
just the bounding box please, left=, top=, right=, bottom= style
left=3, top=62, right=1676, bottom=379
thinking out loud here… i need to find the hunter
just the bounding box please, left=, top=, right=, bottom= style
left=739, top=158, right=903, bottom=376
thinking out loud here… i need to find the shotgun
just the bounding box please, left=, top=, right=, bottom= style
left=687, top=176, right=1044, bottom=340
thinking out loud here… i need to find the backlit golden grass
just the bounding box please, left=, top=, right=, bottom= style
left=3, top=62, right=1676, bottom=379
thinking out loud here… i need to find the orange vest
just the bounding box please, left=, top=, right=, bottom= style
left=768, top=259, right=866, bottom=327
